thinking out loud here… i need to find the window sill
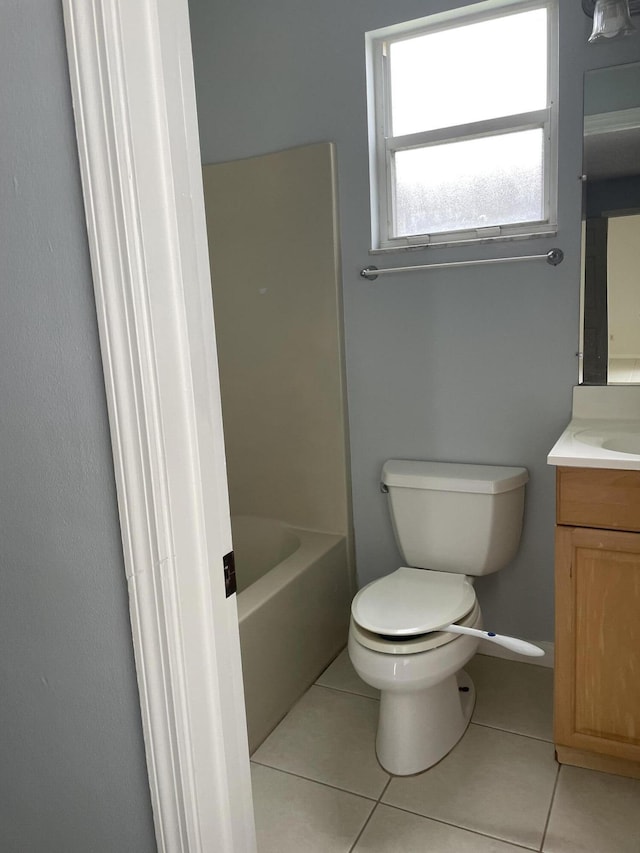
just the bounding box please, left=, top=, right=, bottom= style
left=369, top=227, right=558, bottom=255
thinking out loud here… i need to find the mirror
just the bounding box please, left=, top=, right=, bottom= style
left=580, top=61, right=640, bottom=384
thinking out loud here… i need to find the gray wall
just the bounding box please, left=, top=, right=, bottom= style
left=0, top=2, right=156, bottom=850
left=189, top=0, right=640, bottom=642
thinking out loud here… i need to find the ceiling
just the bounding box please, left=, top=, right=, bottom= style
left=584, top=125, right=640, bottom=180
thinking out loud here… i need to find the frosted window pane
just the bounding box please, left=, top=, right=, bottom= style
left=389, top=9, right=547, bottom=137
left=394, top=130, right=545, bottom=238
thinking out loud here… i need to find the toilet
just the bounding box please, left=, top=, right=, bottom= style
left=348, top=459, right=529, bottom=776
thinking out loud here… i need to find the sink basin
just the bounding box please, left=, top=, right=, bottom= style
left=602, top=434, right=640, bottom=455
left=574, top=428, right=640, bottom=456
left=548, top=389, right=640, bottom=469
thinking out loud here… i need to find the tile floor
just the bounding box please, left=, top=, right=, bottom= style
left=608, top=358, right=640, bottom=384
left=250, top=650, right=640, bottom=852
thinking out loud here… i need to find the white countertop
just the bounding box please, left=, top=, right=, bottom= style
left=547, top=418, right=640, bottom=469
left=548, top=387, right=640, bottom=470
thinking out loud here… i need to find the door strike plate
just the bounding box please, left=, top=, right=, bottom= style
left=223, top=551, right=236, bottom=598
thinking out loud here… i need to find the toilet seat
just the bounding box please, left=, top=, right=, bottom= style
left=350, top=599, right=481, bottom=655
left=351, top=567, right=476, bottom=637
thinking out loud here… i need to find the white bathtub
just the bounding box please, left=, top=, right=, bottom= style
left=233, top=515, right=351, bottom=752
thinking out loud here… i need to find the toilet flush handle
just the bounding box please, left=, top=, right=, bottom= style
left=441, top=624, right=545, bottom=657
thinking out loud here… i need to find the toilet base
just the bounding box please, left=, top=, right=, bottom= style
left=376, top=669, right=475, bottom=776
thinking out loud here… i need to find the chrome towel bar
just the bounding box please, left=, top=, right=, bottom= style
left=360, top=248, right=564, bottom=281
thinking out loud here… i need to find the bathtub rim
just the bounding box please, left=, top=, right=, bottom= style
left=236, top=523, right=345, bottom=622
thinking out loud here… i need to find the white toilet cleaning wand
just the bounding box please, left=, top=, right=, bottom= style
left=441, top=624, right=544, bottom=657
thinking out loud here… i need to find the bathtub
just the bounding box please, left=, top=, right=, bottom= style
left=233, top=515, right=352, bottom=752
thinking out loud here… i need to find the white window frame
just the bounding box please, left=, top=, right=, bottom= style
left=366, top=0, right=558, bottom=252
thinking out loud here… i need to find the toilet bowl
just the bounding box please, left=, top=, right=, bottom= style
left=349, top=594, right=482, bottom=774
left=348, top=460, right=529, bottom=776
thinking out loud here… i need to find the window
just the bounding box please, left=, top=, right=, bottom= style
left=366, top=0, right=558, bottom=250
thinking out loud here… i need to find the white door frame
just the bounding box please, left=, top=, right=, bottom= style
left=62, top=1, right=256, bottom=850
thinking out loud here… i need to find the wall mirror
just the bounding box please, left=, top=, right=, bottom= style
left=581, top=61, right=640, bottom=385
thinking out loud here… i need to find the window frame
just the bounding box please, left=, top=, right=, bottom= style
left=366, top=0, right=559, bottom=252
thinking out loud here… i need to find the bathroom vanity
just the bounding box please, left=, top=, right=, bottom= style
left=549, top=388, right=640, bottom=780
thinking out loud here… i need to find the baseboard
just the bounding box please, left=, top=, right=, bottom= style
left=478, top=639, right=554, bottom=668
left=556, top=745, right=640, bottom=780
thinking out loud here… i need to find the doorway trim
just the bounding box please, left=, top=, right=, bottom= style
left=62, top=1, right=256, bottom=850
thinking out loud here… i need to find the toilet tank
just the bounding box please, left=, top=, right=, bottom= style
left=381, top=460, right=528, bottom=576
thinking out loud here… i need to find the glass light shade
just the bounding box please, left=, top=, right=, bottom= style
left=588, top=0, right=635, bottom=42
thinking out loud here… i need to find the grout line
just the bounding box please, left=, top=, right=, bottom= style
left=371, top=802, right=540, bottom=852
left=266, top=659, right=557, bottom=851
left=249, top=758, right=382, bottom=802
left=347, top=804, right=376, bottom=852
left=313, top=683, right=554, bottom=749
left=312, top=688, right=553, bottom=744
left=314, top=681, right=380, bottom=702
left=471, top=720, right=554, bottom=744
left=539, top=762, right=561, bottom=851
left=379, top=776, right=392, bottom=799
left=348, top=774, right=393, bottom=851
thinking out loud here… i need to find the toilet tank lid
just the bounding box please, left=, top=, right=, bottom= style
left=382, top=460, right=529, bottom=495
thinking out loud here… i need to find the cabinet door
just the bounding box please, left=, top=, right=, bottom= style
left=555, top=526, right=640, bottom=763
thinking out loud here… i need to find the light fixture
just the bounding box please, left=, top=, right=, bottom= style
left=583, top=0, right=637, bottom=42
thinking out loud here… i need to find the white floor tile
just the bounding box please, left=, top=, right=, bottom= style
left=252, top=685, right=389, bottom=798
left=353, top=804, right=533, bottom=852
left=467, top=654, right=554, bottom=741
left=383, top=723, right=557, bottom=849
left=316, top=648, right=380, bottom=699
left=248, top=656, right=640, bottom=852
left=251, top=763, right=374, bottom=853
left=543, top=765, right=640, bottom=853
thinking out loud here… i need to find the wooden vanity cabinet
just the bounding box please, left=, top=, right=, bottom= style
left=555, top=466, right=640, bottom=779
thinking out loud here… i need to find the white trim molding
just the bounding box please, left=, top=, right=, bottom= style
left=62, top=1, right=256, bottom=851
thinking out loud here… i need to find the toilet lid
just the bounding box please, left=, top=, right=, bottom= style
left=351, top=567, right=476, bottom=636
